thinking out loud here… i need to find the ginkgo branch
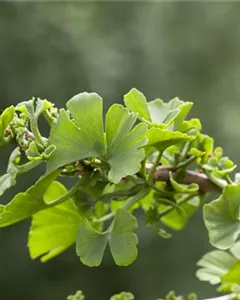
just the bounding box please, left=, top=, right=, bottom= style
left=149, top=165, right=222, bottom=194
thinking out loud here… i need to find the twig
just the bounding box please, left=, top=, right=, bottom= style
left=145, top=165, right=222, bottom=194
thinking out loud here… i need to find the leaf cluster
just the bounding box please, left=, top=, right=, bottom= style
left=1, top=88, right=240, bottom=297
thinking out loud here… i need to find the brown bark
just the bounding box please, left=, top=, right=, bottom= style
left=149, top=166, right=221, bottom=194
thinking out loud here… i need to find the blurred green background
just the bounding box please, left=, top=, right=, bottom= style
left=1, top=2, right=240, bottom=299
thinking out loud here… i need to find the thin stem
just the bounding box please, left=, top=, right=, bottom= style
left=27, top=105, right=45, bottom=148
left=156, top=197, right=185, bottom=216
left=226, top=175, right=233, bottom=185
left=98, top=184, right=144, bottom=202
left=46, top=179, right=82, bottom=207
left=46, top=173, right=92, bottom=207
left=180, top=141, right=191, bottom=161
left=158, top=194, right=195, bottom=218
left=94, top=188, right=150, bottom=223
left=17, top=160, right=42, bottom=174
left=146, top=151, right=163, bottom=185
left=162, top=152, right=175, bottom=165
left=43, top=109, right=55, bottom=126
left=123, top=188, right=149, bottom=210
left=94, top=211, right=116, bottom=223
left=176, top=155, right=196, bottom=169
left=29, top=115, right=45, bottom=148
left=150, top=183, right=173, bottom=197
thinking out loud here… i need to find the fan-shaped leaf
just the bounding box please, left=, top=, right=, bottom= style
left=204, top=184, right=240, bottom=249
left=48, top=92, right=147, bottom=183
left=109, top=209, right=138, bottom=266
left=124, top=88, right=193, bottom=130
left=196, top=250, right=236, bottom=285
left=76, top=209, right=138, bottom=267
left=0, top=169, right=60, bottom=227
left=28, top=181, right=84, bottom=262
left=76, top=219, right=108, bottom=267
left=146, top=127, right=194, bottom=152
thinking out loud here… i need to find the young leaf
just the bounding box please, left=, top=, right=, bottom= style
left=109, top=209, right=138, bottom=266
left=169, top=173, right=199, bottom=194
left=28, top=181, right=84, bottom=262
left=204, top=184, right=240, bottom=249
left=196, top=250, right=236, bottom=284
left=16, top=98, right=53, bottom=118
left=76, top=219, right=108, bottom=267
left=0, top=169, right=60, bottom=227
left=123, top=88, right=151, bottom=122
left=26, top=141, right=56, bottom=161
left=0, top=106, right=14, bottom=146
left=124, top=89, right=193, bottom=130
left=0, top=147, right=20, bottom=196
left=146, top=127, right=194, bottom=152
left=47, top=92, right=148, bottom=183
left=0, top=174, right=15, bottom=197
left=124, top=89, right=193, bottom=129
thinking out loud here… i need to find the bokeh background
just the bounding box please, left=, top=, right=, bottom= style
left=1, top=2, right=240, bottom=300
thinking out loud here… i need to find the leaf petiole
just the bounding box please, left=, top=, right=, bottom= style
left=46, top=173, right=92, bottom=207
left=94, top=188, right=150, bottom=223
left=158, top=194, right=197, bottom=218
left=175, top=155, right=196, bottom=169
left=17, top=160, right=42, bottom=174
left=146, top=151, right=163, bottom=185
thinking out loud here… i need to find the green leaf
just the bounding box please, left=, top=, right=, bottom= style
left=76, top=209, right=138, bottom=267
left=28, top=181, right=84, bottom=262
left=179, top=118, right=202, bottom=133
left=0, top=106, right=14, bottom=146
left=16, top=98, right=53, bottom=118
left=204, top=184, right=240, bottom=249
left=76, top=219, right=108, bottom=267
left=160, top=195, right=203, bottom=230
left=105, top=105, right=147, bottom=183
left=66, top=92, right=105, bottom=156
left=0, top=106, right=14, bottom=147
left=0, top=169, right=60, bottom=227
left=124, top=89, right=193, bottom=130
left=146, top=127, right=194, bottom=152
left=0, top=147, right=20, bottom=197
left=35, top=98, right=54, bottom=118
left=48, top=92, right=148, bottom=183
left=230, top=241, right=240, bottom=259
left=26, top=141, right=56, bottom=161
left=109, top=209, right=138, bottom=266
left=147, top=97, right=193, bottom=130
left=196, top=250, right=236, bottom=284
left=110, top=292, right=135, bottom=300
left=169, top=173, right=199, bottom=194
left=0, top=174, right=15, bottom=197
left=221, top=260, right=240, bottom=284
left=124, top=88, right=151, bottom=122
